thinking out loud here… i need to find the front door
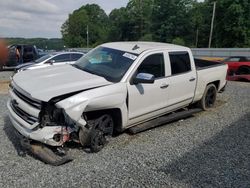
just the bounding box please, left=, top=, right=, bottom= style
left=127, top=52, right=170, bottom=125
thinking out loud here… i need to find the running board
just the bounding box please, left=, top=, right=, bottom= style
left=129, top=108, right=202, bottom=134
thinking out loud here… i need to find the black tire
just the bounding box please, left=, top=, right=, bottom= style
left=236, top=66, right=250, bottom=75
left=79, top=126, right=90, bottom=147
left=90, top=129, right=106, bottom=152
left=198, top=84, right=217, bottom=110
left=89, top=114, right=114, bottom=153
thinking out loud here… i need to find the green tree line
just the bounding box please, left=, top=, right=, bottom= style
left=6, top=38, right=64, bottom=50
left=62, top=0, right=250, bottom=48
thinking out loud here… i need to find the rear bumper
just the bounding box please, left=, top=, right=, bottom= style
left=7, top=99, right=65, bottom=146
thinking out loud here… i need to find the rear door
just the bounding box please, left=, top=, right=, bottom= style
left=167, top=51, right=196, bottom=110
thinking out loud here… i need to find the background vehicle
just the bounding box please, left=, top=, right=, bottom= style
left=15, top=52, right=84, bottom=72
left=222, top=56, right=250, bottom=81
left=5, top=44, right=39, bottom=68
left=200, top=57, right=224, bottom=62
left=8, top=42, right=227, bottom=165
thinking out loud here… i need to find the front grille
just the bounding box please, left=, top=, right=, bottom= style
left=10, top=100, right=38, bottom=125
left=12, top=88, right=41, bottom=109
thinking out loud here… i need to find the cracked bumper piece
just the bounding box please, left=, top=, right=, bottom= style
left=7, top=100, right=67, bottom=146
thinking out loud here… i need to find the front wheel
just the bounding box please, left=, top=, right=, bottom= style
left=90, top=114, right=114, bottom=152
left=198, top=84, right=217, bottom=110
left=79, top=114, right=114, bottom=153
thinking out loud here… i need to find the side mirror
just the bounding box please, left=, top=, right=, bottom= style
left=133, top=73, right=155, bottom=84
left=46, top=60, right=55, bottom=64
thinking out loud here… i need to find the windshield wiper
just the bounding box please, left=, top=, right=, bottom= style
left=71, top=64, right=110, bottom=81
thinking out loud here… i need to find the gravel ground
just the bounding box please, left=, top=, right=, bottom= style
left=0, top=71, right=13, bottom=81
left=0, top=81, right=249, bottom=188
left=0, top=71, right=12, bottom=94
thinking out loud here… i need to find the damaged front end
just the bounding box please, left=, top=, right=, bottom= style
left=8, top=82, right=113, bottom=165
left=39, top=103, right=77, bottom=146
left=16, top=102, right=80, bottom=166
left=7, top=85, right=87, bottom=165
left=19, top=102, right=111, bottom=165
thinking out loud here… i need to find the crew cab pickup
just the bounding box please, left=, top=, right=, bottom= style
left=7, top=42, right=227, bottom=165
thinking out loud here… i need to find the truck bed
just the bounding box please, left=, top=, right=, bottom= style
left=194, top=58, right=225, bottom=70
left=193, top=58, right=228, bottom=103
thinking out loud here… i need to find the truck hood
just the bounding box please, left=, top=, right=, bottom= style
left=13, top=64, right=112, bottom=101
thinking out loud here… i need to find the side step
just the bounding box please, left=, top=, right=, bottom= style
left=129, top=108, right=202, bottom=134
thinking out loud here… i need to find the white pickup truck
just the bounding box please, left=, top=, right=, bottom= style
left=7, top=42, right=227, bottom=165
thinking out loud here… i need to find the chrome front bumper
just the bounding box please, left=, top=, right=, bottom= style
left=7, top=99, right=65, bottom=146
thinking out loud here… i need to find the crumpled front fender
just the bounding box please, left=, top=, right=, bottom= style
left=55, top=95, right=89, bottom=126
left=55, top=83, right=127, bottom=129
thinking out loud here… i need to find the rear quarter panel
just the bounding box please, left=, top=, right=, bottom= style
left=194, top=64, right=228, bottom=102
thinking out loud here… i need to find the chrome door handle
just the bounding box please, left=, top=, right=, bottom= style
left=160, top=83, right=169, bottom=89
left=189, top=77, right=196, bottom=82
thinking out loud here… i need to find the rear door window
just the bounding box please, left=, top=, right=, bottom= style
left=228, top=57, right=241, bottom=62
left=169, top=52, right=191, bottom=75
left=71, top=53, right=83, bottom=61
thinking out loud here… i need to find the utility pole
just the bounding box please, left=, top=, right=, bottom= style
left=208, top=1, right=216, bottom=48
left=138, top=0, right=143, bottom=38
left=195, top=28, right=199, bottom=47
left=86, top=25, right=89, bottom=48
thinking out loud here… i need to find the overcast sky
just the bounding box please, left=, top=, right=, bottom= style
left=0, top=0, right=129, bottom=38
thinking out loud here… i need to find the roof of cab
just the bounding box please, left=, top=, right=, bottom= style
left=101, top=41, right=189, bottom=54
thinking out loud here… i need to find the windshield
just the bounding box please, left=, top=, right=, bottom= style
left=34, top=54, right=52, bottom=63
left=73, top=47, right=138, bottom=82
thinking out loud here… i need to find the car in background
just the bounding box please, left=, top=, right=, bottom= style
left=222, top=56, right=250, bottom=81
left=15, top=52, right=84, bottom=72
left=200, top=57, right=224, bottom=62
left=37, top=48, right=49, bottom=57
left=5, top=44, right=39, bottom=68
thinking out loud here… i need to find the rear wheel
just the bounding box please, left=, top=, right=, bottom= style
left=236, top=66, right=250, bottom=75
left=198, top=84, right=217, bottom=110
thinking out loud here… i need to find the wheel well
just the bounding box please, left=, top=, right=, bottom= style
left=238, top=65, right=250, bottom=68
left=236, top=66, right=250, bottom=75
left=84, top=108, right=122, bottom=132
left=208, top=80, right=220, bottom=90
